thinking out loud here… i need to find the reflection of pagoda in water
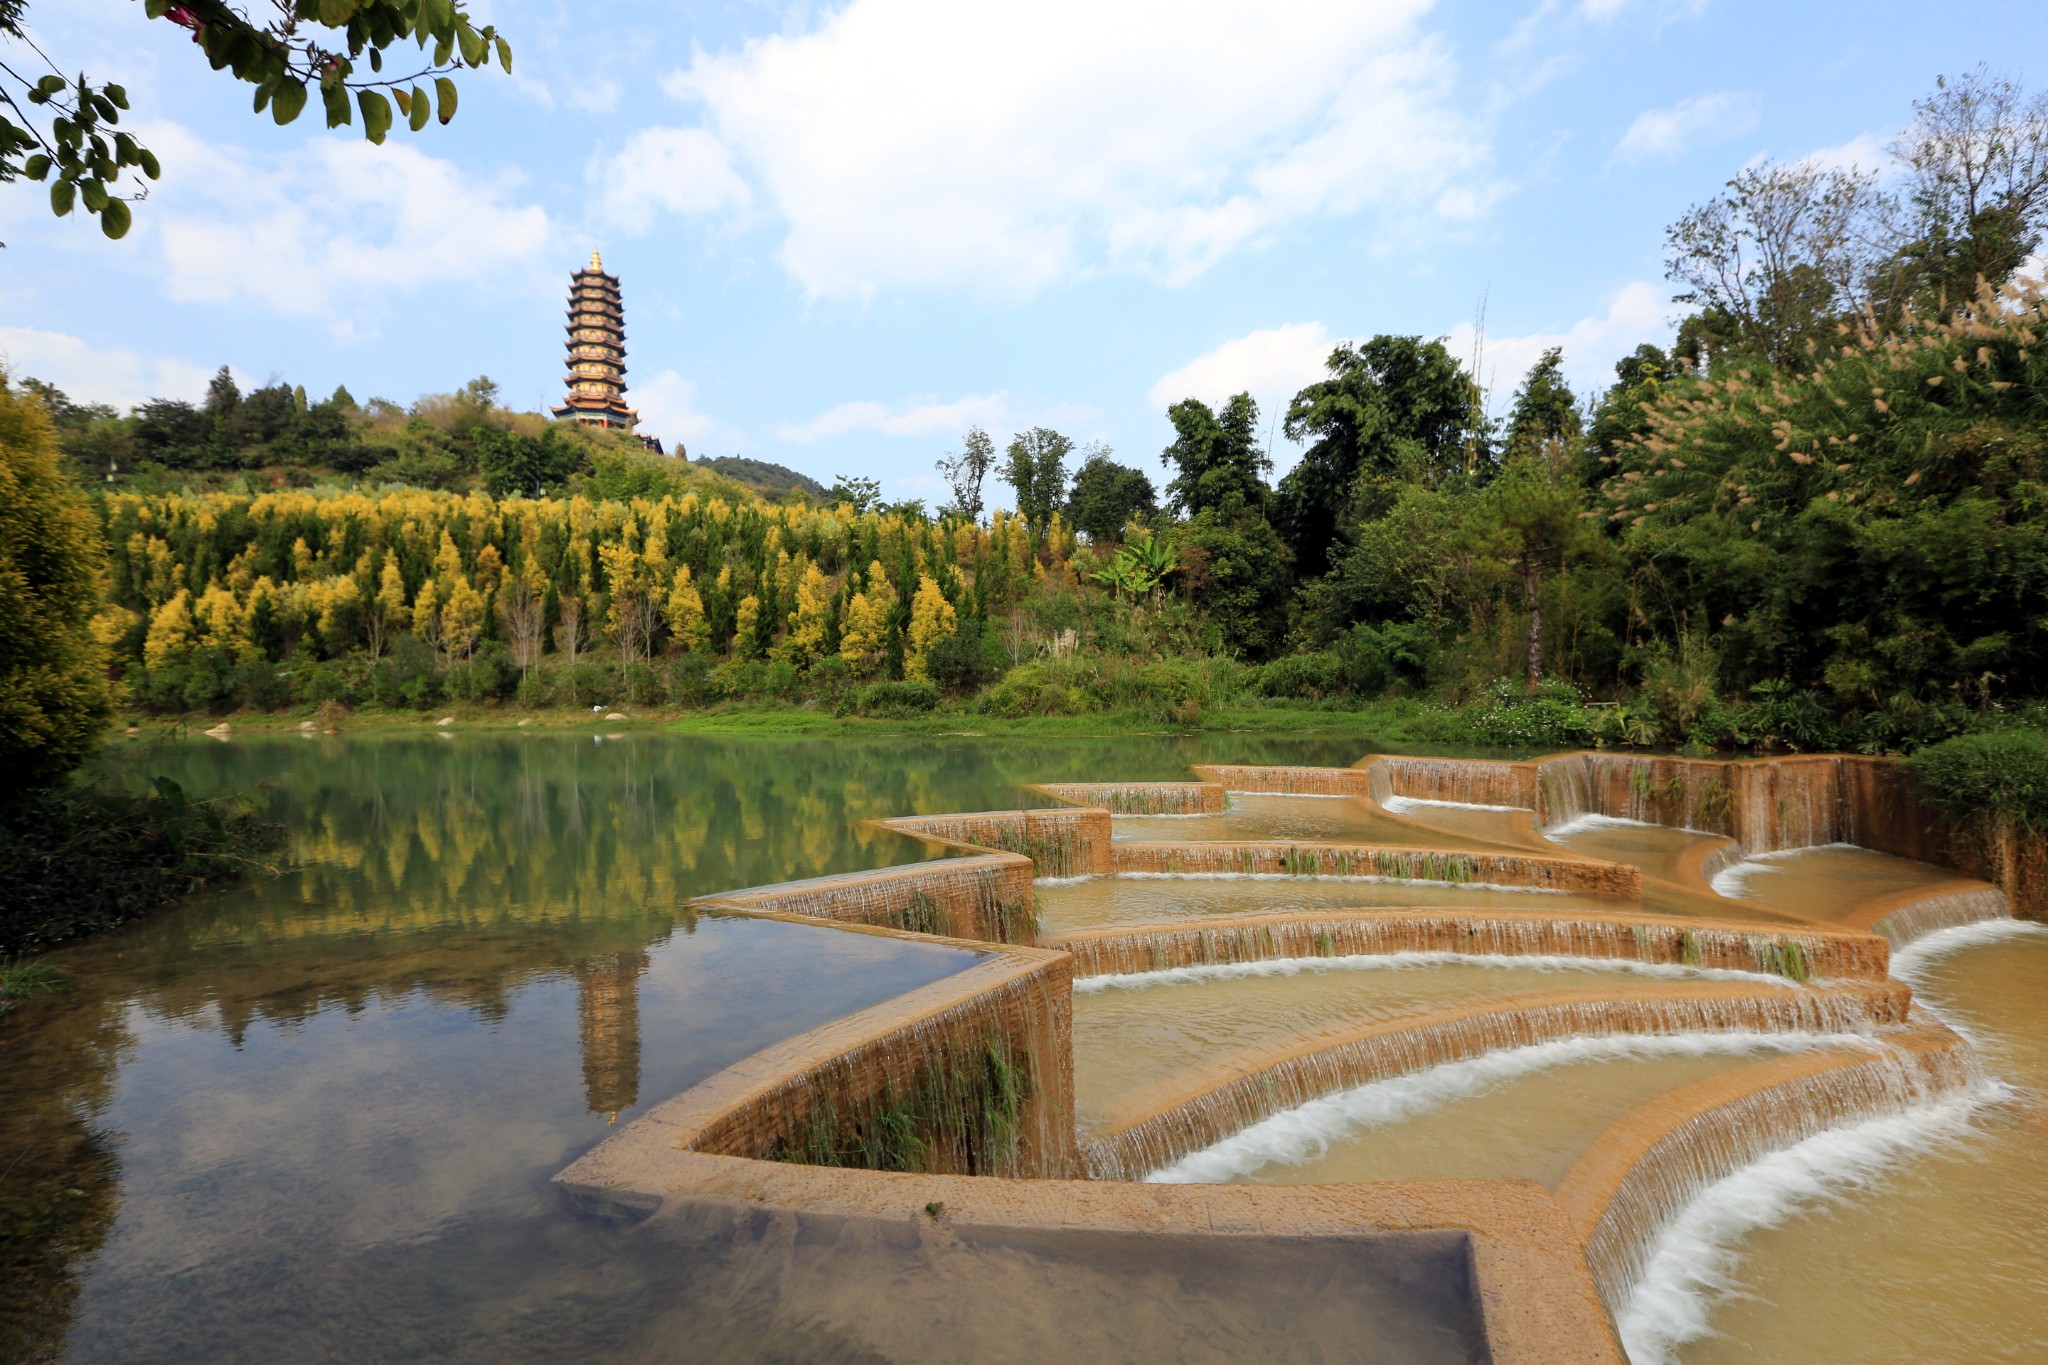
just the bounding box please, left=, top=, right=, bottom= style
left=575, top=949, right=648, bottom=1121
left=552, top=249, right=664, bottom=454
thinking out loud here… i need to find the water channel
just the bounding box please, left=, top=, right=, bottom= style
left=4, top=732, right=2043, bottom=1362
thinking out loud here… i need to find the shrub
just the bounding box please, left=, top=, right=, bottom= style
left=978, top=662, right=1090, bottom=719
left=853, top=680, right=941, bottom=717
left=1905, top=728, right=2048, bottom=831
left=553, top=660, right=612, bottom=707
left=368, top=637, right=436, bottom=708
left=1258, top=651, right=1346, bottom=701
left=1465, top=677, right=1598, bottom=749
left=1334, top=621, right=1435, bottom=696
left=925, top=617, right=1005, bottom=692
left=444, top=641, right=515, bottom=702
left=621, top=661, right=665, bottom=707
left=665, top=652, right=715, bottom=706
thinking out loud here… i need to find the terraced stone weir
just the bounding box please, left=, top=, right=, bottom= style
left=10, top=735, right=2043, bottom=1362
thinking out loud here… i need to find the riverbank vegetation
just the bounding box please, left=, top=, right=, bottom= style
left=3, top=69, right=2047, bottom=790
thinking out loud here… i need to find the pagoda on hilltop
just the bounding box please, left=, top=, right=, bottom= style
left=552, top=249, right=654, bottom=443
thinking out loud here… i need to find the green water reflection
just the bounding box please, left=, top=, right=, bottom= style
left=1, top=729, right=1378, bottom=1364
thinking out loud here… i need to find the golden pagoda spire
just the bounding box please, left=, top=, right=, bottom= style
left=551, top=250, right=638, bottom=432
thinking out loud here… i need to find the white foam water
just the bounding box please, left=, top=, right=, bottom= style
left=1890, top=917, right=2048, bottom=986
left=1031, top=874, right=1097, bottom=888
left=1144, top=1031, right=1872, bottom=1185
left=1074, top=951, right=1800, bottom=995
left=1612, top=1082, right=2008, bottom=1365
left=1382, top=796, right=1527, bottom=813
left=1544, top=812, right=1660, bottom=838
left=1115, top=872, right=1569, bottom=894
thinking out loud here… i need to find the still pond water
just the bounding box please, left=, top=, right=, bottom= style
left=2, top=730, right=1378, bottom=1364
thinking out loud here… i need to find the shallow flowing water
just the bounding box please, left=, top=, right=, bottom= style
left=1071, top=959, right=1793, bottom=1136
left=1712, top=843, right=1966, bottom=923
left=8, top=732, right=2043, bottom=1364
left=1036, top=875, right=1620, bottom=935
left=1628, top=923, right=2048, bottom=1365
left=1172, top=1037, right=1871, bottom=1189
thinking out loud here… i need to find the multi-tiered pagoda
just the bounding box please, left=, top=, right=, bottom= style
left=551, top=249, right=641, bottom=432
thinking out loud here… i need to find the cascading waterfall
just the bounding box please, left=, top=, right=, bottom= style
left=1372, top=757, right=1538, bottom=808
left=1047, top=912, right=1885, bottom=981
left=1146, top=1029, right=1875, bottom=1186
left=1081, top=983, right=1911, bottom=1182
left=1869, top=887, right=2011, bottom=945
left=1573, top=1026, right=1974, bottom=1310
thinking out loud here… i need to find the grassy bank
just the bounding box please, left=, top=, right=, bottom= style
left=109, top=694, right=1479, bottom=746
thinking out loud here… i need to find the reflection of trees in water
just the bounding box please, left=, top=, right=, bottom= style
left=0, top=995, right=130, bottom=1362
left=3, top=730, right=1369, bottom=1355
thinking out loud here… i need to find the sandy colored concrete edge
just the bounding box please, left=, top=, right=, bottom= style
left=557, top=1156, right=1623, bottom=1364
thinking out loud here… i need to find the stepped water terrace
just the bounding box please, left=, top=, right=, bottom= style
left=558, top=745, right=2046, bottom=1363
left=10, top=737, right=2045, bottom=1362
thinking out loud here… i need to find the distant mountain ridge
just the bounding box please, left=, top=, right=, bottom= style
left=695, top=456, right=829, bottom=501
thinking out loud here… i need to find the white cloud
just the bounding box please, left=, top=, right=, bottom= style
left=0, top=325, right=220, bottom=410
left=143, top=124, right=553, bottom=326
left=643, top=0, right=1495, bottom=297
left=1803, top=130, right=1895, bottom=178
left=1148, top=322, right=1336, bottom=419
left=631, top=370, right=731, bottom=456
left=1612, top=91, right=1761, bottom=164
left=590, top=127, right=752, bottom=233
left=776, top=392, right=1011, bottom=444
left=1444, top=280, right=1670, bottom=409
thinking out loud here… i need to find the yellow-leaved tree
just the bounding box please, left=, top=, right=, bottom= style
left=664, top=565, right=709, bottom=654
left=732, top=594, right=763, bottom=659
left=904, top=574, right=957, bottom=682
left=838, top=561, right=895, bottom=678
left=776, top=561, right=831, bottom=666
left=0, top=381, right=112, bottom=788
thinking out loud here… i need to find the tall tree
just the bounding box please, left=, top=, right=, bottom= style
left=1065, top=448, right=1156, bottom=541
left=1000, top=426, right=1073, bottom=527
left=1888, top=66, right=2048, bottom=315
left=1461, top=452, right=1600, bottom=689
left=1160, top=393, right=1268, bottom=518
left=936, top=426, right=996, bottom=521
left=0, top=378, right=111, bottom=789
left=2, top=0, right=514, bottom=240
left=1502, top=347, right=1579, bottom=463
left=1665, top=159, right=1894, bottom=366
left=1274, top=338, right=1480, bottom=579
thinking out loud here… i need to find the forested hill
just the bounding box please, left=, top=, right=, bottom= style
left=696, top=456, right=829, bottom=501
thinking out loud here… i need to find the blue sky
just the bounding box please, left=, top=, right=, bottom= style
left=5, top=0, right=2044, bottom=506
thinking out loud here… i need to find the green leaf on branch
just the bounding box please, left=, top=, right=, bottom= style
left=458, top=26, right=486, bottom=67
left=23, top=154, right=50, bottom=180
left=80, top=179, right=108, bottom=212
left=495, top=36, right=512, bottom=73
left=358, top=89, right=392, bottom=144
left=105, top=84, right=130, bottom=110
left=138, top=148, right=162, bottom=179
left=50, top=179, right=75, bottom=216
left=407, top=85, right=429, bottom=132
left=321, top=81, right=352, bottom=129
left=392, top=87, right=412, bottom=119
left=434, top=77, right=457, bottom=125
left=99, top=198, right=132, bottom=240
left=271, top=79, right=308, bottom=126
